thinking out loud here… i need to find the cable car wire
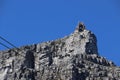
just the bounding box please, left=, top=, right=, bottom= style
left=0, top=36, right=18, bottom=49
left=0, top=42, right=11, bottom=50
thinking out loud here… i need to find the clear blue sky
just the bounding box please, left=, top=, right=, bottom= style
left=0, top=0, right=120, bottom=66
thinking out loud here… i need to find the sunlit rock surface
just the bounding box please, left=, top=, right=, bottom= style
left=0, top=23, right=120, bottom=80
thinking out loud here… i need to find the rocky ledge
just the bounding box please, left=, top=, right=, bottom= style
left=0, top=23, right=120, bottom=80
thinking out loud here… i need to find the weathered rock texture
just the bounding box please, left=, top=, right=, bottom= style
left=0, top=23, right=120, bottom=80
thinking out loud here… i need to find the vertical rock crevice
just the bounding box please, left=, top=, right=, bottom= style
left=23, top=50, right=35, bottom=80
left=24, top=50, right=35, bottom=69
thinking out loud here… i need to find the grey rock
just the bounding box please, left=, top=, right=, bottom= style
left=0, top=22, right=120, bottom=80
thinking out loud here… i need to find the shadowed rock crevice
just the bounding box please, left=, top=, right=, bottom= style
left=24, top=50, right=35, bottom=69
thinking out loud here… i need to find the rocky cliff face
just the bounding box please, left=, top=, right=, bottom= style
left=0, top=23, right=120, bottom=80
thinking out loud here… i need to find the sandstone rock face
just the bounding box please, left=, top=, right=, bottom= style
left=0, top=23, right=120, bottom=80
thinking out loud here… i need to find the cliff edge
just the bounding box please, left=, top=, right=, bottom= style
left=0, top=23, right=120, bottom=80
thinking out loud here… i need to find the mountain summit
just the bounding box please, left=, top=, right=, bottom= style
left=0, top=23, right=120, bottom=80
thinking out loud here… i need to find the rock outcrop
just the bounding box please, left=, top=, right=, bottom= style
left=0, top=23, right=120, bottom=80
